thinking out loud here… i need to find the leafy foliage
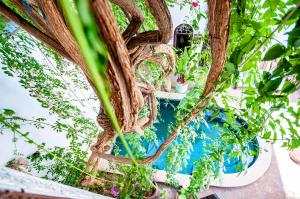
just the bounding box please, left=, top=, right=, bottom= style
left=263, top=44, right=286, bottom=61
left=0, top=19, right=99, bottom=186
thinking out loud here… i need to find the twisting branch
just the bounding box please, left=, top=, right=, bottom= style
left=132, top=44, right=175, bottom=133
left=202, top=0, right=231, bottom=96
left=37, top=1, right=92, bottom=83
left=144, top=0, right=172, bottom=43
left=89, top=0, right=142, bottom=132
left=132, top=44, right=175, bottom=75
left=127, top=0, right=172, bottom=50
left=110, top=0, right=144, bottom=43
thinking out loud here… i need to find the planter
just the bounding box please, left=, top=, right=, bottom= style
left=175, top=81, right=189, bottom=94
left=289, top=148, right=300, bottom=165
left=144, top=182, right=159, bottom=199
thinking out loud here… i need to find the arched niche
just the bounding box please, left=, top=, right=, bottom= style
left=173, top=24, right=194, bottom=53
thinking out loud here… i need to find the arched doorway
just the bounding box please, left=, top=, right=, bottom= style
left=173, top=24, right=194, bottom=53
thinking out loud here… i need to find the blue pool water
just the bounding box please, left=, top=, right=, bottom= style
left=113, top=98, right=258, bottom=174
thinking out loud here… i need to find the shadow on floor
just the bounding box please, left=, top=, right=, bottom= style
left=199, top=145, right=287, bottom=199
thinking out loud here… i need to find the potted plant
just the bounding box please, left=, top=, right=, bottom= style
left=117, top=165, right=159, bottom=198
left=175, top=48, right=195, bottom=94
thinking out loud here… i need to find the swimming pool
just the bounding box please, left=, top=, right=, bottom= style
left=112, top=98, right=258, bottom=175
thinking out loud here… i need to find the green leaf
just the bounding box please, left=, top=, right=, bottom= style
left=237, top=0, right=246, bottom=15
left=3, top=109, right=15, bottom=116
left=225, top=62, right=235, bottom=73
left=294, top=39, right=300, bottom=47
left=263, top=76, right=283, bottom=94
left=22, top=132, right=30, bottom=137
left=288, top=27, right=300, bottom=46
left=4, top=70, right=13, bottom=77
left=239, top=34, right=252, bottom=48
left=230, top=48, right=243, bottom=65
left=271, top=66, right=284, bottom=78
left=241, top=62, right=255, bottom=72
left=278, top=58, right=292, bottom=72
left=288, top=64, right=300, bottom=75
left=263, top=44, right=286, bottom=61
left=273, top=131, right=277, bottom=142
left=293, top=0, right=300, bottom=4
left=281, top=81, right=296, bottom=94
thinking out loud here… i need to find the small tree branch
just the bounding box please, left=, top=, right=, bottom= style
left=111, top=0, right=144, bottom=43
left=9, top=0, right=53, bottom=39
left=0, top=2, right=73, bottom=62
left=127, top=0, right=172, bottom=50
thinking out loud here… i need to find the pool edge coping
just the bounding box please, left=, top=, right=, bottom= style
left=152, top=137, right=272, bottom=188
left=98, top=91, right=272, bottom=188
left=99, top=137, right=272, bottom=188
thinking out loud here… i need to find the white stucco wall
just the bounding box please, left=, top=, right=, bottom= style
left=0, top=35, right=97, bottom=167
left=0, top=57, right=97, bottom=166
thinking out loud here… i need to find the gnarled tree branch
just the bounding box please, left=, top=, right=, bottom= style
left=127, top=0, right=172, bottom=50
left=89, top=0, right=142, bottom=132
left=111, top=0, right=144, bottom=43
left=38, top=1, right=92, bottom=83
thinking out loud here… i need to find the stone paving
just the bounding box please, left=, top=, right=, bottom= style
left=199, top=146, right=287, bottom=199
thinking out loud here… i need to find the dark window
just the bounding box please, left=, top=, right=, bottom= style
left=173, top=24, right=194, bottom=53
